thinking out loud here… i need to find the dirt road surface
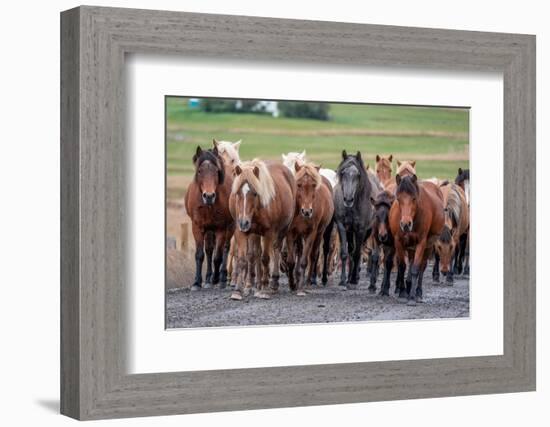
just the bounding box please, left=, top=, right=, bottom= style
left=166, top=265, right=470, bottom=329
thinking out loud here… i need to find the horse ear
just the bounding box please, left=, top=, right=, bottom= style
left=376, top=154, right=380, bottom=162
left=356, top=151, right=362, bottom=162
left=234, top=165, right=242, bottom=176
left=253, top=166, right=260, bottom=178
left=294, top=162, right=302, bottom=173
left=233, top=140, right=241, bottom=151
left=458, top=167, right=463, bottom=175
left=300, top=150, right=306, bottom=159
left=397, top=160, right=402, bottom=167
left=388, top=154, right=393, bottom=162
left=411, top=161, right=416, bottom=169
left=213, top=145, right=219, bottom=156
left=396, top=174, right=401, bottom=185
left=342, top=150, right=347, bottom=160
left=315, top=164, right=321, bottom=171
left=282, top=154, right=287, bottom=162
left=212, top=138, right=218, bottom=148
left=193, top=146, right=202, bottom=163
left=411, top=174, right=418, bottom=184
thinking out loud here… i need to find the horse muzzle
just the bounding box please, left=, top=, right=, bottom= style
left=202, top=192, right=216, bottom=205
left=343, top=197, right=354, bottom=208
left=239, top=219, right=251, bottom=232
left=379, top=232, right=388, bottom=242
left=301, top=208, right=313, bottom=218
left=400, top=220, right=413, bottom=233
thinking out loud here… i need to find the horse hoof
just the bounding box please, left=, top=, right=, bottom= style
left=407, top=298, right=417, bottom=307
left=446, top=279, right=454, bottom=286
left=463, top=268, right=470, bottom=276
left=368, top=286, right=376, bottom=294
left=244, top=288, right=253, bottom=297
left=219, top=282, right=227, bottom=290
left=379, top=290, right=389, bottom=297
left=346, top=284, right=357, bottom=291
left=190, top=284, right=201, bottom=292
left=203, top=282, right=212, bottom=289
left=257, top=292, right=271, bottom=300
left=296, top=290, right=306, bottom=297
left=230, top=291, right=243, bottom=301
left=416, top=296, right=424, bottom=303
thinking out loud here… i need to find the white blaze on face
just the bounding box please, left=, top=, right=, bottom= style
left=242, top=183, right=250, bottom=213
left=464, top=180, right=470, bottom=205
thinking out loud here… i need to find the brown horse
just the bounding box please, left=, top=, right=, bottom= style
left=389, top=174, right=444, bottom=305
left=375, top=154, right=393, bottom=188
left=433, top=182, right=469, bottom=284
left=229, top=159, right=296, bottom=300
left=286, top=163, right=334, bottom=296
left=184, top=146, right=235, bottom=290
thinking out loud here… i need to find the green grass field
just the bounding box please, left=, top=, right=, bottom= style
left=166, top=97, right=469, bottom=198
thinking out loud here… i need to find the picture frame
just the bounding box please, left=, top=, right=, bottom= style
left=60, top=5, right=536, bottom=420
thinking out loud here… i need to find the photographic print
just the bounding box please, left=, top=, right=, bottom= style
left=165, top=97, right=470, bottom=329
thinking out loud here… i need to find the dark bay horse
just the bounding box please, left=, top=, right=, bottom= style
left=229, top=160, right=296, bottom=300
left=389, top=174, right=445, bottom=305
left=369, top=190, right=397, bottom=296
left=184, top=146, right=235, bottom=291
left=433, top=183, right=470, bottom=284
left=333, top=150, right=376, bottom=288
left=286, top=163, right=334, bottom=296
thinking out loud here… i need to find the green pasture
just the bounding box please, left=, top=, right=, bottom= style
left=166, top=97, right=469, bottom=188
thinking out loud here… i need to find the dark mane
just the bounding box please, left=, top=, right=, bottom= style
left=193, top=147, right=225, bottom=184
left=439, top=225, right=453, bottom=243
left=337, top=153, right=369, bottom=194
left=396, top=175, right=419, bottom=197
left=375, top=191, right=395, bottom=209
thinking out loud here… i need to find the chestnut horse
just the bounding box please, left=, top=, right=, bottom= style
left=184, top=146, right=235, bottom=290
left=375, top=154, right=393, bottom=189
left=433, top=182, right=469, bottom=284
left=389, top=174, right=445, bottom=305
left=229, top=160, right=296, bottom=300
left=369, top=190, right=397, bottom=296
left=286, top=163, right=334, bottom=296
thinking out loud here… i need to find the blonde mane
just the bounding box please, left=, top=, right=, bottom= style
left=231, top=159, right=276, bottom=207
left=396, top=160, right=417, bottom=177
left=214, top=139, right=241, bottom=166
left=444, top=183, right=463, bottom=227
left=282, top=150, right=306, bottom=174
left=296, top=163, right=322, bottom=190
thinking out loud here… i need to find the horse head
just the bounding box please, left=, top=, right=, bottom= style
left=370, top=190, right=395, bottom=243
left=295, top=162, right=321, bottom=218
left=395, top=174, right=419, bottom=232
left=282, top=150, right=307, bottom=175
left=231, top=160, right=275, bottom=232
left=396, top=160, right=416, bottom=178
left=337, top=150, right=368, bottom=208
left=213, top=139, right=241, bottom=169
left=192, top=145, right=225, bottom=206
left=375, top=154, right=393, bottom=183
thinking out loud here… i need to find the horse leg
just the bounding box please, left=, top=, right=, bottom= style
left=462, top=232, right=470, bottom=276
left=269, top=233, right=285, bottom=293
left=211, top=230, right=224, bottom=286
left=446, top=240, right=458, bottom=286
left=349, top=229, right=367, bottom=288
left=230, top=231, right=248, bottom=300
left=308, top=232, right=324, bottom=290
left=296, top=232, right=316, bottom=296
left=394, top=241, right=407, bottom=299
left=257, top=233, right=274, bottom=299
left=286, top=233, right=297, bottom=292
left=407, top=239, right=427, bottom=306
left=203, top=231, right=214, bottom=289
left=191, top=225, right=205, bottom=291
left=379, top=246, right=393, bottom=296
left=432, top=251, right=441, bottom=283
left=218, top=229, right=233, bottom=289
left=368, top=241, right=380, bottom=293
left=336, top=222, right=349, bottom=287
left=416, top=254, right=429, bottom=303
left=244, top=237, right=258, bottom=297
left=321, top=219, right=334, bottom=286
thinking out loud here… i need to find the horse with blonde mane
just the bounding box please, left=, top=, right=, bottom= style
left=375, top=154, right=394, bottom=189
left=285, top=163, right=334, bottom=295
left=229, top=159, right=296, bottom=299
left=213, top=139, right=241, bottom=170
left=282, top=150, right=337, bottom=188
left=433, top=182, right=469, bottom=285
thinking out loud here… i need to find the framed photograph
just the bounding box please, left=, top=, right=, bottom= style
left=61, top=6, right=536, bottom=420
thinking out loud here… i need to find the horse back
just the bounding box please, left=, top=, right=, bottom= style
left=266, top=162, right=296, bottom=228
left=419, top=181, right=445, bottom=236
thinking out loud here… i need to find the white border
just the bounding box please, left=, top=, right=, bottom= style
left=127, top=55, right=503, bottom=374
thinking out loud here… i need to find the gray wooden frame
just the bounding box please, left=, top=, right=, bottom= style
left=61, top=5, right=536, bottom=420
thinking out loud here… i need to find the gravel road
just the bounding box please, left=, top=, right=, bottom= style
left=166, top=263, right=469, bottom=329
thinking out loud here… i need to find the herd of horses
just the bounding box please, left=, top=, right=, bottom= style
left=183, top=140, right=470, bottom=306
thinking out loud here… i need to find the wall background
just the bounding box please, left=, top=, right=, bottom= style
left=0, top=0, right=545, bottom=425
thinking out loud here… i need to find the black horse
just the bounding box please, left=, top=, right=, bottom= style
left=369, top=190, right=397, bottom=295
left=333, top=150, right=375, bottom=288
